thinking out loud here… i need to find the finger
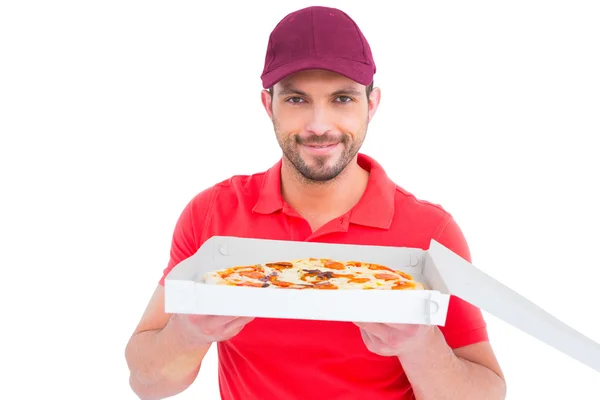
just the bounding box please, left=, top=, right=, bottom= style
left=356, top=322, right=416, bottom=332
left=356, top=322, right=394, bottom=342
left=187, top=314, right=245, bottom=332
left=360, top=327, right=383, bottom=347
left=359, top=327, right=376, bottom=349
left=359, top=328, right=396, bottom=357
left=219, top=317, right=254, bottom=339
left=185, top=315, right=250, bottom=339
left=222, top=316, right=254, bottom=331
left=384, top=323, right=423, bottom=335
left=194, top=314, right=241, bottom=326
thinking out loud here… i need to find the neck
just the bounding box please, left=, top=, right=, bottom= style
left=280, top=156, right=370, bottom=222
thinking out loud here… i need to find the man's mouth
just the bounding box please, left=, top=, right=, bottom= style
left=301, top=143, right=340, bottom=154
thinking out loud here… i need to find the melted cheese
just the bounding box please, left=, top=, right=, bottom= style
left=203, top=258, right=424, bottom=290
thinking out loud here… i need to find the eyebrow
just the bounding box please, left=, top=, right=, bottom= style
left=277, top=86, right=308, bottom=97
left=330, top=87, right=364, bottom=97
left=277, top=85, right=363, bottom=97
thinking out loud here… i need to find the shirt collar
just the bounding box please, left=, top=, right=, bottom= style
left=252, top=153, right=396, bottom=229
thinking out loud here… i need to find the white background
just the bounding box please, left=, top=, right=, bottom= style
left=1, top=1, right=599, bottom=399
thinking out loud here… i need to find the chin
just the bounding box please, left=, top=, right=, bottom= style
left=302, top=171, right=341, bottom=182
left=300, top=160, right=348, bottom=182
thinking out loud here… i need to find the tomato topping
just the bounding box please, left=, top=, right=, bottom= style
left=392, top=281, right=415, bottom=290
left=239, top=271, right=264, bottom=280
left=349, top=278, right=370, bottom=284
left=324, top=261, right=345, bottom=270
left=374, top=273, right=398, bottom=280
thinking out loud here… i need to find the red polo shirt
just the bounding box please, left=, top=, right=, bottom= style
left=159, top=153, right=489, bottom=400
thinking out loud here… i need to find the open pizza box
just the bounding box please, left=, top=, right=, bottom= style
left=164, top=235, right=600, bottom=374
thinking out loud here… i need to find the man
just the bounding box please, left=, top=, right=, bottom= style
left=125, top=6, right=507, bottom=400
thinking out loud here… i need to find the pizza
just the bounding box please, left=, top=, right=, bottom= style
left=202, top=258, right=425, bottom=290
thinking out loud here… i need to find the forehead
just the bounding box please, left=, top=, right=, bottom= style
left=275, top=69, right=364, bottom=93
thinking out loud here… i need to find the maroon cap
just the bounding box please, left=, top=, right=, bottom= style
left=260, top=6, right=376, bottom=89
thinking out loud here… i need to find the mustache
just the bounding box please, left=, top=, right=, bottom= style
left=295, top=134, right=348, bottom=145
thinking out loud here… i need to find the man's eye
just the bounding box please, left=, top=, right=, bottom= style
left=336, top=96, right=352, bottom=103
left=286, top=97, right=304, bottom=104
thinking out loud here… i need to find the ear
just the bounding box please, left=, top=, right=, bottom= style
left=261, top=89, right=274, bottom=119
left=367, top=86, right=381, bottom=123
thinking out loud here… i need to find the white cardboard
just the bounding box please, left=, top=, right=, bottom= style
left=426, top=240, right=600, bottom=373
left=165, top=236, right=449, bottom=325
left=164, top=235, right=600, bottom=373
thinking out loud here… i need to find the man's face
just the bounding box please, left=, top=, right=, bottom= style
left=262, top=69, right=380, bottom=182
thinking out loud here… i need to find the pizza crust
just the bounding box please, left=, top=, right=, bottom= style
left=202, top=271, right=230, bottom=286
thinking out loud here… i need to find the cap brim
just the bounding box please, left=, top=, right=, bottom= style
left=261, top=57, right=374, bottom=89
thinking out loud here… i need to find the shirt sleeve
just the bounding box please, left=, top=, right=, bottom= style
left=434, top=214, right=490, bottom=349
left=158, top=185, right=219, bottom=286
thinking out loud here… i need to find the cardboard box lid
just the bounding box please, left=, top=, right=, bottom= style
left=427, top=239, right=600, bottom=373
left=165, top=235, right=600, bottom=374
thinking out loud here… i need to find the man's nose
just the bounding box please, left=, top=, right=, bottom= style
left=305, top=105, right=333, bottom=136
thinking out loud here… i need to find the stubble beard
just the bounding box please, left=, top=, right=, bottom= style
left=273, top=117, right=367, bottom=184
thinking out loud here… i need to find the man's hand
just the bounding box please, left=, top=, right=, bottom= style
left=170, top=314, right=255, bottom=347
left=354, top=322, right=436, bottom=357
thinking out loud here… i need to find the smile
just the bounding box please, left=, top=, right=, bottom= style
left=302, top=143, right=340, bottom=154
